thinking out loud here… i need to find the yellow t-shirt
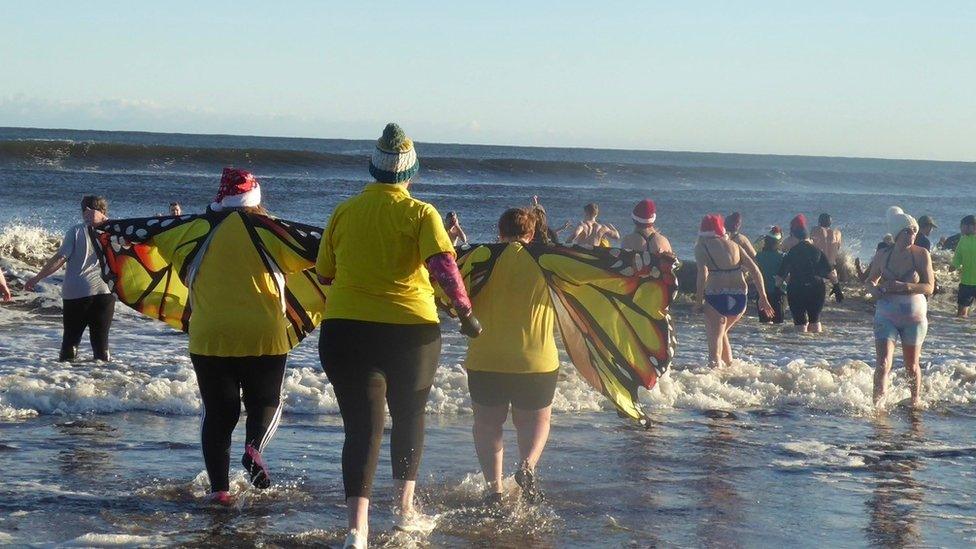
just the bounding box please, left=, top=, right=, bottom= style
left=464, top=243, right=559, bottom=374
left=154, top=213, right=314, bottom=357
left=316, top=183, right=455, bottom=324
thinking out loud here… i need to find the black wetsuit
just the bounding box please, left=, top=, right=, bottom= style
left=191, top=354, right=286, bottom=492
left=60, top=294, right=115, bottom=361
left=779, top=241, right=831, bottom=326
left=318, top=319, right=441, bottom=499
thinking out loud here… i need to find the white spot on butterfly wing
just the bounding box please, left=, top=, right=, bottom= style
left=147, top=219, right=159, bottom=226
left=621, top=267, right=635, bottom=276
left=161, top=219, right=173, bottom=227
left=136, top=228, right=148, bottom=239
left=310, top=231, right=321, bottom=240
left=650, top=267, right=661, bottom=278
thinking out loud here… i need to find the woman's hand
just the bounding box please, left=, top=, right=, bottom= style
left=884, top=280, right=907, bottom=294
left=24, top=276, right=39, bottom=292
left=758, top=295, right=774, bottom=317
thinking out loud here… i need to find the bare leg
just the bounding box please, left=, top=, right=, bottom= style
left=808, top=322, right=822, bottom=333
left=901, top=344, right=922, bottom=408
left=512, top=405, right=552, bottom=470
left=794, top=323, right=808, bottom=334
left=473, top=403, right=508, bottom=494
left=958, top=306, right=970, bottom=318
left=873, top=338, right=895, bottom=406
left=395, top=480, right=416, bottom=514
left=721, top=313, right=743, bottom=365
left=347, top=496, right=369, bottom=535
left=703, top=306, right=726, bottom=367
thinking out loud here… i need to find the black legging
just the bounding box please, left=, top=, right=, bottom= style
left=318, top=319, right=441, bottom=499
left=61, top=294, right=115, bottom=361
left=190, top=354, right=287, bottom=493
left=787, top=280, right=827, bottom=326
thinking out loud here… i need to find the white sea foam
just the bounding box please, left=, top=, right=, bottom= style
left=56, top=533, right=169, bottom=548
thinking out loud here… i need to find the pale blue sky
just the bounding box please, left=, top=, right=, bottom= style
left=1, top=2, right=974, bottom=160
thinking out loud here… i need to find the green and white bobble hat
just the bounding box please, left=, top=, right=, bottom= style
left=369, top=123, right=419, bottom=184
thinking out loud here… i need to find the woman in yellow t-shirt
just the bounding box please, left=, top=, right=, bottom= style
left=88, top=168, right=320, bottom=506
left=465, top=208, right=558, bottom=506
left=316, top=123, right=480, bottom=547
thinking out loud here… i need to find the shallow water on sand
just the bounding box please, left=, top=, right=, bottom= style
left=1, top=286, right=975, bottom=547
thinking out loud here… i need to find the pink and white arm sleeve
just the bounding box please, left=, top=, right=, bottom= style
left=426, top=252, right=472, bottom=317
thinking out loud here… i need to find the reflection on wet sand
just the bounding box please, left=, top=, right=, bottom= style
left=864, top=414, right=925, bottom=548
left=56, top=419, right=118, bottom=479
left=696, top=418, right=746, bottom=548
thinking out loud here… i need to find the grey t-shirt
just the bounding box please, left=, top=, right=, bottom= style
left=58, top=224, right=111, bottom=300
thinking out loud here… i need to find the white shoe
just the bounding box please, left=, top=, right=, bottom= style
left=394, top=509, right=437, bottom=534
left=343, top=528, right=367, bottom=548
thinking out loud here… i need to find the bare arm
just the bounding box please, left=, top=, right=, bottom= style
left=603, top=223, right=620, bottom=240
left=737, top=235, right=757, bottom=258
left=694, top=245, right=708, bottom=306
left=25, top=253, right=67, bottom=291
left=0, top=270, right=10, bottom=301
left=740, top=248, right=772, bottom=312
left=456, top=225, right=468, bottom=245
left=863, top=250, right=885, bottom=298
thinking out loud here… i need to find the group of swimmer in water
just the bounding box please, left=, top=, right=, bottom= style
left=4, top=123, right=976, bottom=548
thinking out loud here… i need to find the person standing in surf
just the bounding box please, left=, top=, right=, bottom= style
left=89, top=169, right=317, bottom=505
left=465, top=208, right=559, bottom=507
left=755, top=227, right=786, bottom=324
left=694, top=214, right=773, bottom=367
left=25, top=195, right=115, bottom=362
left=621, top=199, right=673, bottom=255
left=569, top=203, right=619, bottom=246
left=778, top=215, right=836, bottom=334
left=952, top=214, right=976, bottom=318
left=316, top=123, right=480, bottom=548
left=864, top=211, right=933, bottom=408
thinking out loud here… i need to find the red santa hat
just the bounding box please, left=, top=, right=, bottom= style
left=212, top=168, right=261, bottom=211
left=699, top=214, right=726, bottom=238
left=632, top=199, right=657, bottom=225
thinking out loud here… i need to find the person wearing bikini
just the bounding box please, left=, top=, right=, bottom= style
left=694, top=214, right=773, bottom=368
left=864, top=211, right=934, bottom=408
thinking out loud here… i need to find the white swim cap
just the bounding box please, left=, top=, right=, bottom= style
left=888, top=213, right=918, bottom=237
left=886, top=206, right=904, bottom=222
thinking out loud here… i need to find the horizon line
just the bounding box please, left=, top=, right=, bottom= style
left=1, top=125, right=973, bottom=166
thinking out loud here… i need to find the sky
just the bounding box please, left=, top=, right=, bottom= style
left=1, top=1, right=974, bottom=161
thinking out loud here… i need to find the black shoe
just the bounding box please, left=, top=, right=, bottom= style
left=242, top=444, right=271, bottom=489
left=514, top=464, right=545, bottom=503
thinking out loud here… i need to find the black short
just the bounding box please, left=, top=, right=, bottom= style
left=467, top=370, right=559, bottom=410
left=958, top=284, right=976, bottom=307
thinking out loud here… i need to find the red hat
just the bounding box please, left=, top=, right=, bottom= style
left=212, top=168, right=261, bottom=211
left=699, top=214, right=726, bottom=238
left=790, top=214, right=807, bottom=231
left=632, top=199, right=657, bottom=225
left=790, top=214, right=809, bottom=239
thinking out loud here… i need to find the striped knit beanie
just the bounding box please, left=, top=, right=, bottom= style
left=369, top=123, right=419, bottom=184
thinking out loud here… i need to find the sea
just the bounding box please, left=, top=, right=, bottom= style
left=0, top=127, right=975, bottom=547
